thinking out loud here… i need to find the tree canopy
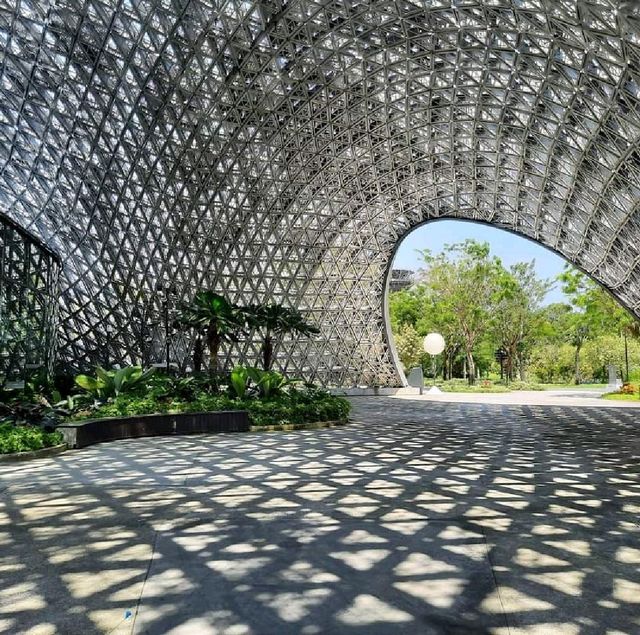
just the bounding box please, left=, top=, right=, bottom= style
left=389, top=241, right=640, bottom=385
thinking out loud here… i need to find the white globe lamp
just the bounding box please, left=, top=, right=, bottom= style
left=423, top=333, right=445, bottom=356
left=423, top=332, right=445, bottom=394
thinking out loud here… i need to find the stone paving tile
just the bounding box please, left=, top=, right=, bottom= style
left=0, top=398, right=639, bottom=633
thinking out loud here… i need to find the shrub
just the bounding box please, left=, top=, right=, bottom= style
left=66, top=383, right=351, bottom=427
left=75, top=366, right=156, bottom=400
left=529, top=344, right=577, bottom=383
left=504, top=380, right=546, bottom=391
left=241, top=391, right=350, bottom=426
left=0, top=422, right=63, bottom=455
left=439, top=379, right=510, bottom=393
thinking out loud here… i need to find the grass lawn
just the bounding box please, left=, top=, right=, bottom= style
left=602, top=392, right=640, bottom=401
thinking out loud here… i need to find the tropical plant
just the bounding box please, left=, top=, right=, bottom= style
left=229, top=366, right=251, bottom=399
left=75, top=366, right=155, bottom=400
left=244, top=304, right=320, bottom=370
left=245, top=367, right=297, bottom=397
left=0, top=381, right=74, bottom=427
left=176, top=291, right=245, bottom=373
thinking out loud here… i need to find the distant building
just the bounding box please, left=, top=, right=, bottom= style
left=389, top=269, right=414, bottom=292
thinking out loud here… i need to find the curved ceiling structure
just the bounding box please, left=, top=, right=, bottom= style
left=1, top=0, right=640, bottom=385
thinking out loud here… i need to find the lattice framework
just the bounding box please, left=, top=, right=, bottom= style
left=1, top=1, right=640, bottom=385
left=0, top=214, right=59, bottom=383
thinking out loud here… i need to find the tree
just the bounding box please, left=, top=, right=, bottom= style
left=598, top=297, right=640, bottom=382
left=557, top=267, right=630, bottom=383
left=176, top=291, right=244, bottom=373
left=620, top=317, right=640, bottom=382
left=394, top=324, right=424, bottom=371
left=388, top=289, right=422, bottom=331
left=244, top=304, right=319, bottom=370
left=491, top=261, right=551, bottom=381
left=418, top=240, right=501, bottom=384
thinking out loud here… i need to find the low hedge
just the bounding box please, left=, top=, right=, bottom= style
left=0, top=422, right=63, bottom=455
left=437, top=379, right=546, bottom=393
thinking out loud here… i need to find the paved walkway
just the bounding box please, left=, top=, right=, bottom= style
left=1, top=398, right=639, bottom=634
left=394, top=388, right=640, bottom=408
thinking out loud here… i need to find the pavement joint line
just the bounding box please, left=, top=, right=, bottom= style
left=131, top=529, right=159, bottom=635
left=480, top=526, right=513, bottom=635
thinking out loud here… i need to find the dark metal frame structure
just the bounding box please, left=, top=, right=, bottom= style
left=0, top=213, right=60, bottom=384
left=1, top=1, right=640, bottom=386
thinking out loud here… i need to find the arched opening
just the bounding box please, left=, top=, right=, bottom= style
left=385, top=218, right=640, bottom=397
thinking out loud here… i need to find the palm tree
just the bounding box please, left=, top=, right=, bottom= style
left=177, top=291, right=244, bottom=373
left=245, top=304, right=320, bottom=370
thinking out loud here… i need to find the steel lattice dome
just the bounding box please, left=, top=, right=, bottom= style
left=1, top=0, right=640, bottom=385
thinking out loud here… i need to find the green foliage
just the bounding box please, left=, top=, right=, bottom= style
left=438, top=379, right=510, bottom=393
left=0, top=422, right=63, bottom=455
left=390, top=245, right=640, bottom=386
left=394, top=324, right=424, bottom=371
left=243, top=304, right=319, bottom=370
left=528, top=343, right=581, bottom=383
left=582, top=335, right=640, bottom=382
left=501, top=380, right=546, bottom=391
left=0, top=381, right=74, bottom=426
left=241, top=389, right=350, bottom=427
left=245, top=367, right=295, bottom=398
left=491, top=261, right=551, bottom=380
left=68, top=384, right=350, bottom=427
left=417, top=240, right=504, bottom=384
left=244, top=304, right=320, bottom=338
left=229, top=366, right=250, bottom=398
left=388, top=290, right=423, bottom=331
left=176, top=291, right=245, bottom=372
left=175, top=293, right=319, bottom=373
left=75, top=366, right=156, bottom=399
left=602, top=392, right=640, bottom=401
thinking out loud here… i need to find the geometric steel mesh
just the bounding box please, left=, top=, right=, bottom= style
left=0, top=213, right=60, bottom=384
left=1, top=1, right=640, bottom=386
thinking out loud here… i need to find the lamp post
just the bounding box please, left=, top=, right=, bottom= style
left=495, top=347, right=508, bottom=381
left=423, top=332, right=445, bottom=394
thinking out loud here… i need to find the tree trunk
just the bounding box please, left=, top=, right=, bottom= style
left=207, top=324, right=220, bottom=373
left=466, top=350, right=476, bottom=385
left=263, top=334, right=274, bottom=371
left=574, top=344, right=582, bottom=385
left=193, top=335, right=204, bottom=373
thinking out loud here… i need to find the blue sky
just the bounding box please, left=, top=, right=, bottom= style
left=392, top=220, right=568, bottom=305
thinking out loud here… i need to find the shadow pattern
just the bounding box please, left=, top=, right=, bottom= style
left=1, top=397, right=639, bottom=634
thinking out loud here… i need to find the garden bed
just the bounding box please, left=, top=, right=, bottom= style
left=58, top=410, right=250, bottom=449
